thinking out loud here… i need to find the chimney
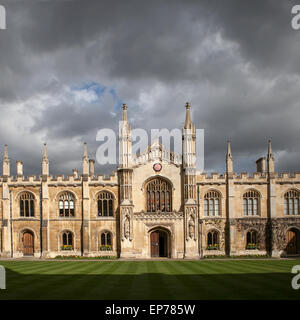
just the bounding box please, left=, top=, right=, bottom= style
left=256, top=157, right=266, bottom=173
left=73, top=169, right=78, bottom=179
left=89, top=159, right=95, bottom=176
left=16, top=160, right=23, bottom=177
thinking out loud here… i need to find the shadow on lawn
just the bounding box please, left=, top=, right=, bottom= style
left=0, top=268, right=299, bottom=300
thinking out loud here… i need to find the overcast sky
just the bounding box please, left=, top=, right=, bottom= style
left=0, top=0, right=300, bottom=176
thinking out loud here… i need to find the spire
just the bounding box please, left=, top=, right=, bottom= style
left=42, top=143, right=49, bottom=176
left=268, top=139, right=273, bottom=158
left=82, top=142, right=89, bottom=175
left=3, top=144, right=9, bottom=161
left=83, top=142, right=88, bottom=159
left=122, top=104, right=128, bottom=122
left=43, top=143, right=48, bottom=160
left=184, top=102, right=192, bottom=129
left=226, top=140, right=233, bottom=174
left=226, top=140, right=232, bottom=158
left=267, top=139, right=274, bottom=173
left=3, top=144, right=10, bottom=177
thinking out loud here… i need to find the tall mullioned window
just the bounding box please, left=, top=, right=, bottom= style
left=59, top=192, right=75, bottom=217
left=204, top=191, right=220, bottom=216
left=20, top=192, right=35, bottom=217
left=98, top=191, right=114, bottom=217
left=284, top=190, right=300, bottom=215
left=146, top=177, right=172, bottom=212
left=243, top=190, right=260, bottom=216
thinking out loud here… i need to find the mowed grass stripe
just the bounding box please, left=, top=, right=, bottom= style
left=0, top=260, right=299, bottom=300
left=1, top=262, right=84, bottom=299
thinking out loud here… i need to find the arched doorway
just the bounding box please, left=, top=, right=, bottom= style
left=23, top=231, right=34, bottom=256
left=286, top=228, right=300, bottom=255
left=150, top=229, right=170, bottom=258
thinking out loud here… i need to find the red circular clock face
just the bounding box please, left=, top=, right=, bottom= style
left=153, top=163, right=162, bottom=172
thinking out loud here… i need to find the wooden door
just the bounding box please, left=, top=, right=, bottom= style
left=151, top=231, right=159, bottom=257
left=23, top=232, right=34, bottom=256
left=286, top=230, right=297, bottom=255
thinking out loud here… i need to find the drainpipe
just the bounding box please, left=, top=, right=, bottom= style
left=9, top=190, right=13, bottom=258
left=197, top=185, right=203, bottom=259
left=40, top=188, right=43, bottom=258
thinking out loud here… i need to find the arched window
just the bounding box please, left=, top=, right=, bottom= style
left=20, top=192, right=35, bottom=217
left=98, top=191, right=114, bottom=217
left=246, top=230, right=258, bottom=250
left=61, top=231, right=73, bottom=250
left=100, top=231, right=112, bottom=251
left=207, top=230, right=220, bottom=250
left=284, top=190, right=300, bottom=215
left=243, top=190, right=260, bottom=216
left=146, top=177, right=172, bottom=212
left=204, top=191, right=221, bottom=216
left=59, top=192, right=75, bottom=217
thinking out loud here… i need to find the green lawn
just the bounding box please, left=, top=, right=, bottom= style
left=0, top=259, right=299, bottom=300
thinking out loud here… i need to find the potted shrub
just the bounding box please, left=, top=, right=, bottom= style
left=246, top=243, right=258, bottom=250
left=99, top=245, right=112, bottom=251
left=61, top=245, right=73, bottom=251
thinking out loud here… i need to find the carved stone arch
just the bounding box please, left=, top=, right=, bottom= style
left=15, top=190, right=38, bottom=202
left=281, top=187, right=300, bottom=198
left=242, top=188, right=262, bottom=199
left=141, top=175, right=175, bottom=191
left=93, top=189, right=117, bottom=201
left=20, top=227, right=37, bottom=238
left=203, top=188, right=223, bottom=199
left=148, top=225, right=172, bottom=235
left=54, top=189, right=78, bottom=201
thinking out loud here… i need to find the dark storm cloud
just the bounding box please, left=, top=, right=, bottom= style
left=0, top=0, right=300, bottom=176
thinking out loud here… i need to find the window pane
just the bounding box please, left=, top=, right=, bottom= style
left=248, top=199, right=253, bottom=216
left=253, top=198, right=258, bottom=215
left=103, top=200, right=108, bottom=216
left=63, top=233, right=67, bottom=245
left=20, top=200, right=24, bottom=217
left=30, top=200, right=34, bottom=217
left=109, top=200, right=113, bottom=216
left=289, top=198, right=293, bottom=215
left=101, top=233, right=106, bottom=245
left=64, top=200, right=69, bottom=210
left=204, top=200, right=208, bottom=216
left=214, top=199, right=219, bottom=216
left=209, top=199, right=213, bottom=216
left=98, top=200, right=102, bottom=216
left=295, top=198, right=299, bottom=215
left=25, top=200, right=29, bottom=217
left=243, top=199, right=247, bottom=216
left=107, top=233, right=111, bottom=246
left=207, top=232, right=212, bottom=246
left=284, top=198, right=288, bottom=215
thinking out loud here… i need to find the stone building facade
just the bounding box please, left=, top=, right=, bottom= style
left=0, top=103, right=300, bottom=259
